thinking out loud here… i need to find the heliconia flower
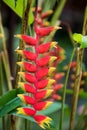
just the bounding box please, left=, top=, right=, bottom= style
left=37, top=42, right=57, bottom=54
left=64, top=61, right=76, bottom=70
left=16, top=50, right=37, bottom=61
left=37, top=56, right=57, bottom=67
left=15, top=34, right=37, bottom=46
left=34, top=89, right=53, bottom=100
left=41, top=10, right=53, bottom=19
left=18, top=72, right=36, bottom=83
left=33, top=101, right=53, bottom=110
left=18, top=94, right=36, bottom=105
left=54, top=84, right=63, bottom=91
left=18, top=82, right=36, bottom=94
left=52, top=94, right=61, bottom=100
left=17, top=62, right=37, bottom=72
left=17, top=107, right=36, bottom=116
left=34, top=115, right=52, bottom=129
left=35, top=26, right=61, bottom=36
left=55, top=72, right=64, bottom=80
left=41, top=21, right=50, bottom=27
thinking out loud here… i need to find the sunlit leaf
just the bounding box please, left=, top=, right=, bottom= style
left=72, top=33, right=82, bottom=44
left=80, top=36, right=87, bottom=48
left=3, top=0, right=34, bottom=25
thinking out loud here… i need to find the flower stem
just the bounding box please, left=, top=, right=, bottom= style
left=15, top=0, right=32, bottom=88
left=59, top=46, right=76, bottom=130
left=51, top=0, right=67, bottom=25
left=69, top=6, right=87, bottom=130
left=0, top=13, right=12, bottom=90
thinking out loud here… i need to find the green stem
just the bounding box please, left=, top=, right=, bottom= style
left=59, top=46, right=76, bottom=130
left=1, top=52, right=12, bottom=90
left=69, top=6, right=87, bottom=130
left=69, top=48, right=82, bottom=130
left=51, top=0, right=67, bottom=25
left=0, top=13, right=12, bottom=90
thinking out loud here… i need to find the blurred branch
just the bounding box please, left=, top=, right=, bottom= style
left=0, top=13, right=12, bottom=90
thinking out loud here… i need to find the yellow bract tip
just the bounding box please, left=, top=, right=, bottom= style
left=14, top=34, right=22, bottom=39
left=54, top=26, right=62, bottom=30
left=45, top=89, right=53, bottom=98
left=17, top=62, right=23, bottom=66
left=51, top=42, right=57, bottom=48
left=47, top=79, right=55, bottom=88
left=40, top=116, right=52, bottom=129
left=17, top=108, right=25, bottom=115
left=15, top=50, right=23, bottom=55
left=17, top=94, right=25, bottom=103
left=48, top=67, right=56, bottom=76
left=49, top=56, right=57, bottom=66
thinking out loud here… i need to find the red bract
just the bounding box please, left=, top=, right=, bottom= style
left=23, top=50, right=37, bottom=61
left=36, top=68, right=48, bottom=80
left=23, top=62, right=37, bottom=72
left=24, top=83, right=36, bottom=94
left=35, top=26, right=58, bottom=36
left=36, top=56, right=50, bottom=66
left=23, top=95, right=36, bottom=105
left=33, top=101, right=52, bottom=110
left=24, top=72, right=36, bottom=83
left=21, top=35, right=37, bottom=45
left=36, top=79, right=48, bottom=89
left=37, top=42, right=51, bottom=53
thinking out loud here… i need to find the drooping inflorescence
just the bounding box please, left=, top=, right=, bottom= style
left=15, top=7, right=63, bottom=129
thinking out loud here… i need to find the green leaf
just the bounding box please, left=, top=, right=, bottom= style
left=3, top=0, right=34, bottom=25
left=0, top=88, right=23, bottom=107
left=0, top=97, right=22, bottom=117
left=11, top=102, right=63, bottom=120
left=72, top=33, right=82, bottom=44
left=80, top=36, right=87, bottom=48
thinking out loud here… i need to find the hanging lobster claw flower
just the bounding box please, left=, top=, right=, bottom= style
left=16, top=50, right=37, bottom=61
left=34, top=115, right=52, bottom=129
left=37, top=56, right=57, bottom=67
left=15, top=34, right=37, bottom=46
left=33, top=101, right=53, bottom=110
left=18, top=82, right=36, bottom=94
left=35, top=26, right=61, bottom=36
left=52, top=94, right=61, bottom=100
left=34, top=89, right=53, bottom=100
left=17, top=62, right=37, bottom=72
left=18, top=72, right=36, bottom=83
left=37, top=42, right=57, bottom=53
left=17, top=107, right=36, bottom=116
left=54, top=84, right=63, bottom=91
left=41, top=10, right=53, bottom=19
left=55, top=72, right=64, bottom=80
left=18, top=94, right=36, bottom=105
